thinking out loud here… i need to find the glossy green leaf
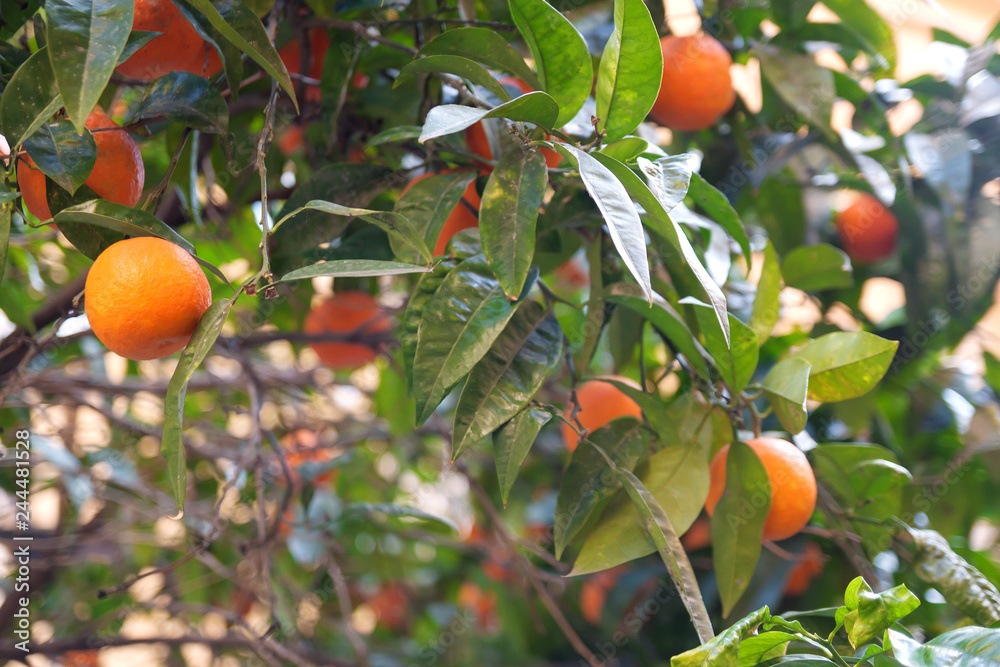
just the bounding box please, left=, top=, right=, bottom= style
left=757, top=45, right=835, bottom=135
left=125, top=71, right=229, bottom=133
left=480, top=148, right=546, bottom=298
left=688, top=172, right=752, bottom=268
left=184, top=0, right=298, bottom=111
left=762, top=357, right=811, bottom=434
left=554, top=417, right=648, bottom=558
left=419, top=92, right=560, bottom=142
left=367, top=125, right=423, bottom=148
left=494, top=407, right=551, bottom=506
left=342, top=502, right=457, bottom=531
left=401, top=261, right=456, bottom=391
left=595, top=0, right=662, bottom=140
left=685, top=299, right=758, bottom=394
left=738, top=632, right=796, bottom=666
left=889, top=626, right=1000, bottom=667
left=782, top=243, right=852, bottom=292
left=44, top=184, right=125, bottom=256
left=640, top=153, right=694, bottom=214
left=671, top=607, right=771, bottom=667
left=46, top=0, right=132, bottom=133
left=276, top=199, right=431, bottom=264
left=792, top=331, right=897, bottom=402
left=750, top=240, right=781, bottom=346
left=508, top=0, right=591, bottom=127
left=616, top=466, right=715, bottom=643
left=841, top=577, right=920, bottom=648
left=606, top=282, right=708, bottom=377
left=396, top=55, right=511, bottom=102
left=453, top=302, right=562, bottom=459
left=277, top=260, right=430, bottom=282
left=822, top=0, right=894, bottom=72
left=910, top=529, right=1000, bottom=625
left=417, top=28, right=540, bottom=90
left=54, top=200, right=194, bottom=252
left=412, top=254, right=523, bottom=424
left=572, top=421, right=711, bottom=575
left=558, top=146, right=652, bottom=302
left=0, top=47, right=62, bottom=148
left=163, top=297, right=232, bottom=510
left=599, top=137, right=649, bottom=163
left=393, top=170, right=476, bottom=262
left=22, top=120, right=96, bottom=194
left=713, top=440, right=771, bottom=617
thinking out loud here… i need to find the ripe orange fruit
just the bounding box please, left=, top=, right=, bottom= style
left=680, top=515, right=712, bottom=551
left=553, top=256, right=588, bottom=289
left=116, top=0, right=205, bottom=80
left=705, top=437, right=817, bottom=542
left=401, top=172, right=481, bottom=256
left=18, top=108, right=144, bottom=221
left=368, top=583, right=410, bottom=632
left=304, top=291, right=392, bottom=370
left=183, top=40, right=224, bottom=79
left=278, top=124, right=306, bottom=154
left=85, top=237, right=211, bottom=360
left=279, top=429, right=339, bottom=486
left=279, top=28, right=331, bottom=103
left=561, top=378, right=643, bottom=452
left=465, top=77, right=561, bottom=169
left=580, top=567, right=621, bottom=625
left=783, top=541, right=825, bottom=596
left=457, top=581, right=500, bottom=633
left=62, top=651, right=99, bottom=667
left=649, top=34, right=735, bottom=132
left=835, top=192, right=898, bottom=263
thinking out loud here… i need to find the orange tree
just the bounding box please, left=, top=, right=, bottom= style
left=2, top=0, right=1000, bottom=665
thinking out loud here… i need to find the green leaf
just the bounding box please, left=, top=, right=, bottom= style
left=54, top=200, right=194, bottom=253
left=738, top=631, right=796, bottom=666
left=889, top=626, right=1000, bottom=667
left=494, top=407, right=551, bottom=506
left=685, top=299, right=758, bottom=394
left=392, top=170, right=477, bottom=263
left=558, top=146, right=652, bottom=302
left=822, top=0, right=894, bottom=72
left=419, top=92, right=560, bottom=142
left=0, top=50, right=62, bottom=150
left=762, top=357, right=811, bottom=435
left=44, top=184, right=126, bottom=256
left=277, top=260, right=430, bottom=282
left=367, top=125, right=423, bottom=148
left=412, top=254, right=523, bottom=424
left=396, top=55, right=511, bottom=102
left=276, top=200, right=431, bottom=264
left=713, top=441, right=771, bottom=617
left=782, top=243, right=853, bottom=292
left=416, top=28, right=540, bottom=90
left=616, top=466, right=715, bottom=643
left=401, top=261, right=455, bottom=386
left=688, top=172, right=752, bottom=269
left=791, top=331, right=897, bottom=402
left=453, top=302, right=562, bottom=459
left=572, top=422, right=711, bottom=575
left=910, top=529, right=1000, bottom=625
left=640, top=153, right=694, bottom=213
left=757, top=45, right=835, bottom=135
left=117, top=30, right=159, bottom=65
left=554, top=417, right=648, bottom=558
left=508, top=0, right=592, bottom=127
left=480, top=147, right=547, bottom=298
left=750, top=240, right=781, bottom=346
left=671, top=607, right=771, bottom=667
left=842, top=578, right=920, bottom=648
left=606, top=282, right=708, bottom=377
left=183, top=0, right=298, bottom=111
left=599, top=136, right=649, bottom=163
left=125, top=71, right=229, bottom=133
left=342, top=502, right=457, bottom=531
left=46, top=0, right=131, bottom=133
left=22, top=120, right=96, bottom=194
left=595, top=0, right=662, bottom=140
left=163, top=297, right=232, bottom=510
